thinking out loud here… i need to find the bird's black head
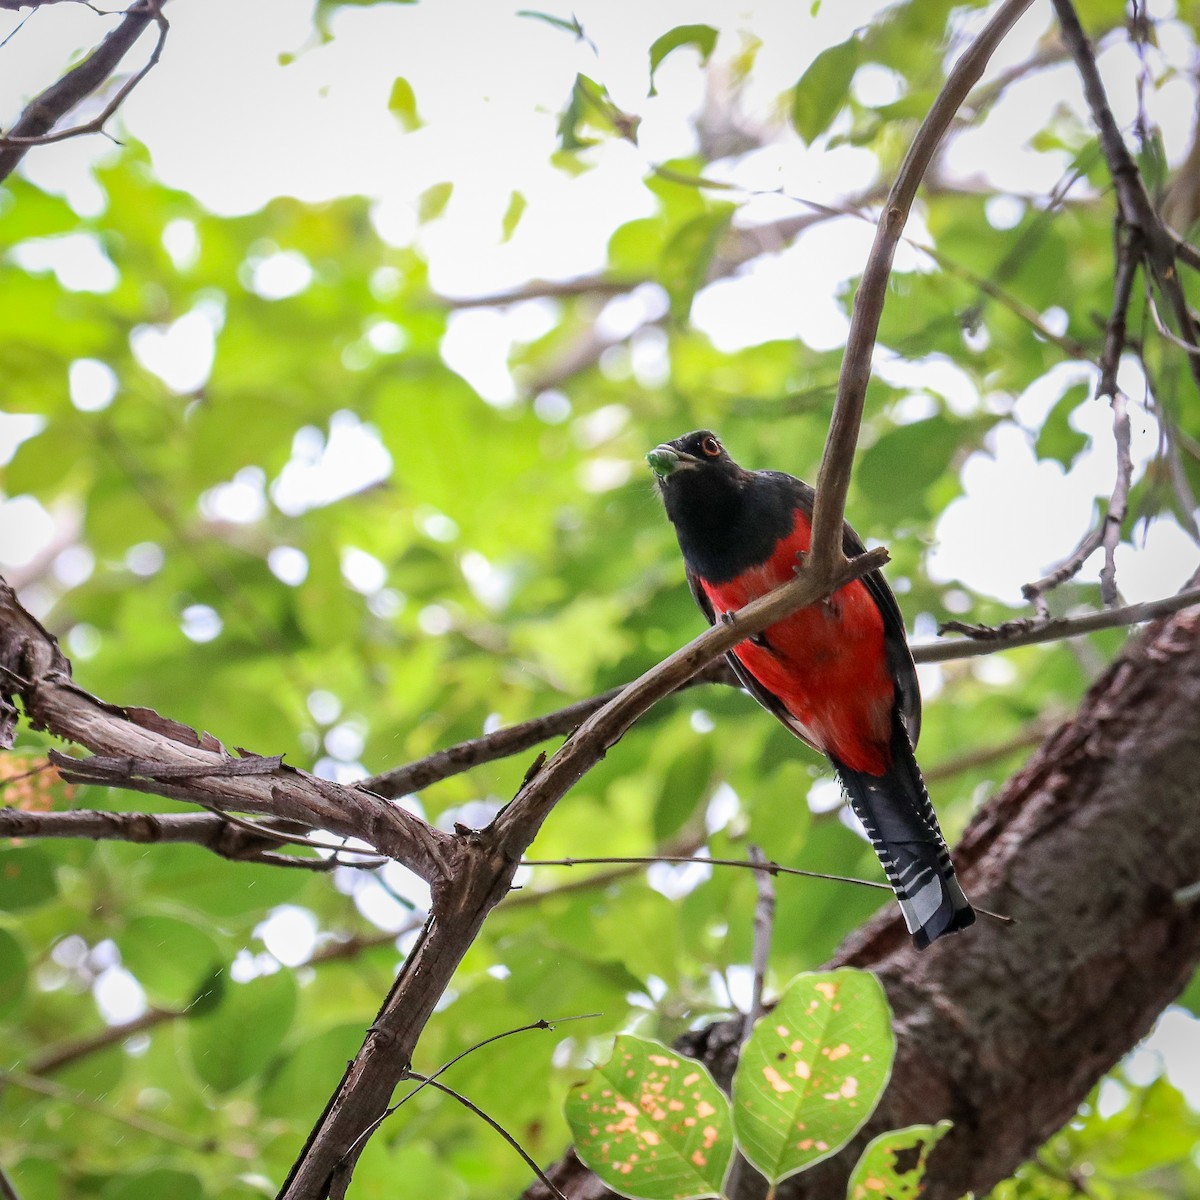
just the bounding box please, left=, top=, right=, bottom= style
left=646, top=430, right=760, bottom=566
left=646, top=430, right=740, bottom=484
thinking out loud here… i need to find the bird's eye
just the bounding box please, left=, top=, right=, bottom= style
left=700, top=436, right=721, bottom=457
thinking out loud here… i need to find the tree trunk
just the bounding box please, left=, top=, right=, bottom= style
left=526, top=602, right=1200, bottom=1199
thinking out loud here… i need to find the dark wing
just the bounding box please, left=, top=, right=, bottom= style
left=686, top=567, right=826, bottom=755
left=766, top=472, right=922, bottom=748
left=839, top=521, right=922, bottom=748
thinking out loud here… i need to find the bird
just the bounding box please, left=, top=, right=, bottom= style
left=647, top=429, right=974, bottom=950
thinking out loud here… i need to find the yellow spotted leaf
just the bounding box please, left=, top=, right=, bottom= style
left=732, top=969, right=895, bottom=1184
left=847, top=1121, right=952, bottom=1200
left=564, top=1034, right=732, bottom=1200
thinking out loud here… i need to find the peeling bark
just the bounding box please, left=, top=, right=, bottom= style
left=527, top=606, right=1200, bottom=1200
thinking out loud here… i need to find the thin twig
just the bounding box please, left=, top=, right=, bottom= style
left=522, top=855, right=1014, bottom=925
left=0, top=1069, right=211, bottom=1151
left=0, top=1165, right=18, bottom=1200
left=744, top=844, right=775, bottom=1039
left=404, top=1074, right=568, bottom=1200
left=1051, top=0, right=1200, bottom=398
left=809, top=0, right=1038, bottom=567
left=1021, top=527, right=1105, bottom=619
left=1099, top=390, right=1133, bottom=607
left=363, top=658, right=734, bottom=799
left=0, top=0, right=168, bottom=180
left=345, top=1014, right=599, bottom=1161
left=0, top=804, right=387, bottom=870
left=523, top=853, right=889, bottom=892
left=1143, top=279, right=1200, bottom=357
left=1023, top=219, right=1141, bottom=614
left=926, top=585, right=1200, bottom=661
left=27, top=1005, right=181, bottom=1075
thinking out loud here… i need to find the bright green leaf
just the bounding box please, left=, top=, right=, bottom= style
left=648, top=25, right=719, bottom=95
left=419, top=182, right=454, bottom=223
left=1035, top=382, right=1092, bottom=468
left=733, top=969, right=895, bottom=1184
left=791, top=38, right=861, bottom=143
left=388, top=76, right=421, bottom=131
left=847, top=1121, right=952, bottom=1200
left=565, top=1034, right=733, bottom=1200
left=518, top=10, right=587, bottom=39
left=501, top=190, right=527, bottom=242
left=660, top=204, right=734, bottom=323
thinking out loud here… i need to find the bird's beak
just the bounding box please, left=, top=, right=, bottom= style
left=647, top=444, right=696, bottom=478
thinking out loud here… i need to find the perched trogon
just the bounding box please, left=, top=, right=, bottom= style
left=647, top=429, right=975, bottom=950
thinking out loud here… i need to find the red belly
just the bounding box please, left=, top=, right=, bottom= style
left=700, top=510, right=894, bottom=775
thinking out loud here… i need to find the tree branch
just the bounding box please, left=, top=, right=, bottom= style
left=0, top=0, right=167, bottom=182
left=404, top=1074, right=567, bottom=1200
left=0, top=1068, right=211, bottom=1152
left=1050, top=0, right=1200, bottom=398
left=0, top=579, right=454, bottom=884
left=26, top=1005, right=181, bottom=1076
left=363, top=658, right=735, bottom=800
left=529, top=598, right=1200, bottom=1200
left=926, top=585, right=1200, bottom=662
left=809, top=0, right=1038, bottom=567
left=491, top=547, right=888, bottom=851
left=281, top=547, right=889, bottom=1198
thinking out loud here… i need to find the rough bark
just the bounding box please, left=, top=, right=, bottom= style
left=527, top=603, right=1200, bottom=1199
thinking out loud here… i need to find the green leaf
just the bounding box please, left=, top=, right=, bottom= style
left=858, top=416, right=989, bottom=512
left=0, top=927, right=28, bottom=1017
left=791, top=38, right=861, bottom=143
left=388, top=76, right=421, bottom=131
left=846, top=1121, right=952, bottom=1200
left=518, top=10, right=587, bottom=39
left=732, top=969, right=895, bottom=1184
left=260, top=1023, right=367, bottom=1120
left=101, top=1168, right=204, bottom=1200
left=1035, top=382, right=1091, bottom=468
left=419, top=182, right=454, bottom=223
left=187, top=969, right=296, bottom=1092
left=648, top=25, right=718, bottom=96
left=501, top=190, right=527, bottom=242
left=653, top=741, right=714, bottom=843
left=0, top=848, right=57, bottom=911
left=117, top=914, right=221, bottom=1008
left=557, top=75, right=595, bottom=152
left=660, top=205, right=734, bottom=323
left=565, top=1034, right=733, bottom=1200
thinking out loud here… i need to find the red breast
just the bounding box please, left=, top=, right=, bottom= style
left=699, top=508, right=895, bottom=775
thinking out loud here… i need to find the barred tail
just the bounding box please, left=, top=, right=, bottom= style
left=832, top=718, right=975, bottom=950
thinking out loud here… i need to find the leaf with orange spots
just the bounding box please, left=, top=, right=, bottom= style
left=564, top=1034, right=733, bottom=1200
left=731, top=968, right=895, bottom=1184
left=846, top=1120, right=952, bottom=1200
